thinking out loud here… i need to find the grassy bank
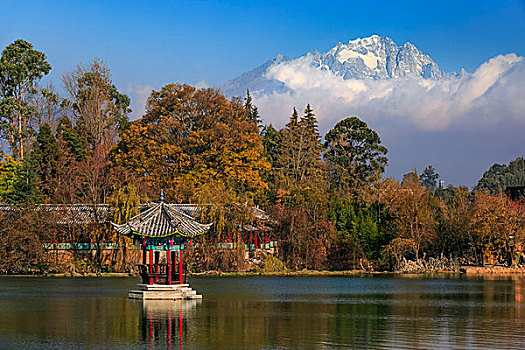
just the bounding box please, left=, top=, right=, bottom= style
left=6, top=266, right=525, bottom=278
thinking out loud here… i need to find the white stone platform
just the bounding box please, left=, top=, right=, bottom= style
left=129, top=283, right=202, bottom=300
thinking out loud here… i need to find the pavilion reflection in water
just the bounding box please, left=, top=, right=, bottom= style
left=134, top=299, right=200, bottom=349
left=112, top=190, right=211, bottom=300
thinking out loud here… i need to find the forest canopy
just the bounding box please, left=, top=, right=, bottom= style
left=0, top=39, right=524, bottom=275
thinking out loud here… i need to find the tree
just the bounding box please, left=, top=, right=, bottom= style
left=261, top=123, right=279, bottom=166
left=276, top=106, right=325, bottom=195
left=383, top=173, right=436, bottom=260
left=0, top=154, right=17, bottom=200
left=434, top=186, right=472, bottom=260
left=56, top=115, right=85, bottom=161
left=474, top=157, right=525, bottom=195
left=113, top=84, right=269, bottom=202
left=470, top=192, right=525, bottom=266
left=5, top=158, right=40, bottom=204
left=33, top=123, right=59, bottom=200
left=0, top=39, right=51, bottom=160
left=62, top=59, right=130, bottom=151
left=420, top=165, right=439, bottom=192
left=324, top=116, right=387, bottom=196
left=244, top=89, right=262, bottom=129
left=27, top=82, right=62, bottom=130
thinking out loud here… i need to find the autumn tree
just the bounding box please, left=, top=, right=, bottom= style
left=470, top=192, right=525, bottom=266
left=27, top=82, right=62, bottom=131
left=434, top=186, right=473, bottom=259
left=52, top=116, right=86, bottom=203
left=383, top=173, right=436, bottom=260
left=114, top=84, right=269, bottom=203
left=62, top=59, right=131, bottom=151
left=0, top=39, right=51, bottom=160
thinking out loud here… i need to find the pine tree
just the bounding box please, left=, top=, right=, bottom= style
left=420, top=165, right=439, bottom=193
left=261, top=124, right=279, bottom=167
left=33, top=123, right=59, bottom=200
left=275, top=105, right=325, bottom=205
left=244, top=89, right=262, bottom=129
left=299, top=104, right=323, bottom=180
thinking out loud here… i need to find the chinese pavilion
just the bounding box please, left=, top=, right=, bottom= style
left=112, top=191, right=212, bottom=286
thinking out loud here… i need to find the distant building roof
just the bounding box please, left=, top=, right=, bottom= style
left=0, top=202, right=271, bottom=230
left=0, top=204, right=112, bottom=224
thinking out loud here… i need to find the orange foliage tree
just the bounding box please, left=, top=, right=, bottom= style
left=383, top=173, right=436, bottom=260
left=470, top=192, right=525, bottom=266
left=113, top=84, right=269, bottom=203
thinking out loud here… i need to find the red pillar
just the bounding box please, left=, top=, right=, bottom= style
left=255, top=231, right=258, bottom=250
left=149, top=250, right=154, bottom=285
left=178, top=250, right=183, bottom=284
left=167, top=240, right=172, bottom=285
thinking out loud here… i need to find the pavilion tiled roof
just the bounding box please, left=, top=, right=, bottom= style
left=111, top=202, right=212, bottom=239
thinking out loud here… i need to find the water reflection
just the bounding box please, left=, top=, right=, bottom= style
left=0, top=276, right=524, bottom=349
left=136, top=299, right=200, bottom=349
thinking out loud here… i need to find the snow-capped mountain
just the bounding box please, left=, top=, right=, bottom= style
left=222, top=35, right=452, bottom=96
left=222, top=54, right=292, bottom=97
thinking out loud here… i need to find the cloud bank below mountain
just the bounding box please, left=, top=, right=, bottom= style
left=250, top=53, right=524, bottom=186
left=256, top=53, right=524, bottom=132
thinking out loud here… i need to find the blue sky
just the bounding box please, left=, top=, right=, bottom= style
left=1, top=0, right=523, bottom=86
left=1, top=0, right=524, bottom=186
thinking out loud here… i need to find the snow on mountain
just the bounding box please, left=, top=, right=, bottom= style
left=222, top=35, right=447, bottom=96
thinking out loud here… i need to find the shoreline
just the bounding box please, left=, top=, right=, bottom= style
left=3, top=266, right=525, bottom=278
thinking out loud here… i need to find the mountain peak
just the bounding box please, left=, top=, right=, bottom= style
left=222, top=35, right=446, bottom=96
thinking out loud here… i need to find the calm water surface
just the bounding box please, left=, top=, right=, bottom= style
left=0, top=275, right=524, bottom=349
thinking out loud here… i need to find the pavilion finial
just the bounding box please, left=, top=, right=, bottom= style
left=160, top=189, right=164, bottom=203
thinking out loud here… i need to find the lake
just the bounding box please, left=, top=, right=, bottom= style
left=0, top=275, right=524, bottom=349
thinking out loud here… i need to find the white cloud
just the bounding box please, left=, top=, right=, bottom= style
left=123, top=84, right=154, bottom=120
left=252, top=53, right=525, bottom=186
left=256, top=53, right=525, bottom=134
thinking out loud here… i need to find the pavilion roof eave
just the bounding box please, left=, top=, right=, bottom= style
left=111, top=201, right=212, bottom=239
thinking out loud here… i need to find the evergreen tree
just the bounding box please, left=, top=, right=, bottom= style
left=0, top=39, right=51, bottom=160
left=419, top=165, right=439, bottom=192
left=6, top=158, right=39, bottom=204
left=299, top=104, right=323, bottom=180
left=474, top=157, right=525, bottom=195
left=324, top=116, right=388, bottom=196
left=0, top=155, right=17, bottom=201
left=56, top=116, right=85, bottom=161
left=33, top=123, right=59, bottom=199
left=261, top=124, right=280, bottom=168
left=277, top=106, right=324, bottom=190
left=244, top=89, right=262, bottom=129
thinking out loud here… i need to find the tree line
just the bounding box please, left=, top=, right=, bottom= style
left=0, top=39, right=524, bottom=274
